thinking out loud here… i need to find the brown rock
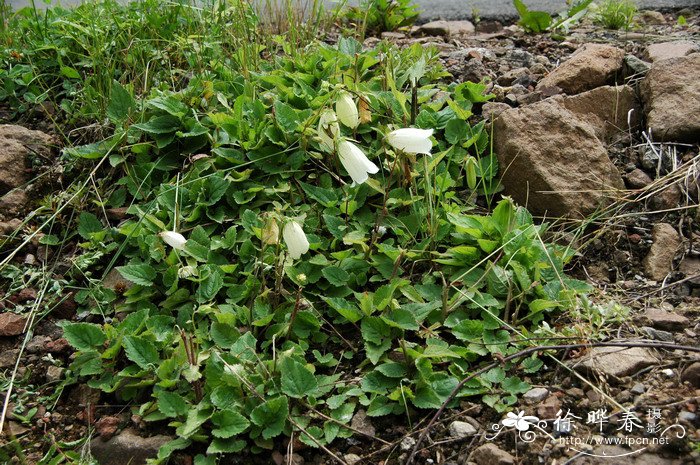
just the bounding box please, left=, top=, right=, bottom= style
left=552, top=85, right=640, bottom=142
left=575, top=347, right=658, bottom=378
left=651, top=184, right=681, bottom=210
left=26, top=335, right=52, bottom=353
left=681, top=362, right=700, bottom=388
left=625, top=169, right=653, bottom=189
left=89, top=428, right=173, bottom=465
left=493, top=99, right=624, bottom=218
left=537, top=394, right=562, bottom=419
left=15, top=287, right=37, bottom=303
left=417, top=20, right=475, bottom=37
left=350, top=409, right=375, bottom=437
left=0, top=125, right=53, bottom=195
left=0, top=189, right=29, bottom=218
left=642, top=53, right=700, bottom=142
left=640, top=10, right=666, bottom=25
left=0, top=312, right=27, bottom=336
left=645, top=41, right=700, bottom=62
left=469, top=443, right=515, bottom=465
left=497, top=67, right=531, bottom=86
left=537, top=44, right=625, bottom=95
left=96, top=415, right=121, bottom=440
left=643, top=308, right=690, bottom=331
left=643, top=223, right=681, bottom=280
left=482, top=102, right=511, bottom=120
left=679, top=256, right=700, bottom=284
left=0, top=348, right=19, bottom=368
left=46, top=337, right=72, bottom=353
left=0, top=218, right=22, bottom=236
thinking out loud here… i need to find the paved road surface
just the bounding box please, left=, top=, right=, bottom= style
left=5, top=0, right=700, bottom=21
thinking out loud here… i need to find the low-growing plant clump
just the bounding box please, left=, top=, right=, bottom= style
left=0, top=1, right=597, bottom=462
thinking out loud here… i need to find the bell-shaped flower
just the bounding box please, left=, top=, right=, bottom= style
left=160, top=231, right=187, bottom=250
left=387, top=128, right=434, bottom=155
left=338, top=139, right=379, bottom=186
left=502, top=411, right=539, bottom=432
left=335, top=92, right=359, bottom=129
left=317, top=109, right=340, bottom=153
left=283, top=221, right=310, bottom=260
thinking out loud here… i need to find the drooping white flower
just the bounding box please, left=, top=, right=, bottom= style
left=335, top=92, right=359, bottom=129
left=283, top=221, right=310, bottom=260
left=387, top=128, right=434, bottom=155
left=337, top=139, right=379, bottom=186
left=502, top=411, right=539, bottom=432
left=160, top=231, right=187, bottom=250
left=317, top=109, right=340, bottom=153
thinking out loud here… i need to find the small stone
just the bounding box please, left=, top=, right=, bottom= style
left=380, top=31, right=405, bottom=40
left=0, top=189, right=29, bottom=217
left=537, top=394, right=562, bottom=419
left=644, top=308, right=690, bottom=331
left=284, top=453, right=304, bottom=465
left=26, top=335, right=52, bottom=353
left=623, top=55, right=651, bottom=78
left=678, top=411, right=697, bottom=423
left=643, top=223, right=681, bottom=281
left=15, top=287, right=37, bottom=303
left=46, top=365, right=65, bottom=383
left=400, top=436, right=416, bottom=451
left=641, top=326, right=675, bottom=342
left=46, top=338, right=71, bottom=353
left=575, top=347, right=658, bottom=379
left=624, top=169, right=652, bottom=189
left=350, top=409, right=375, bottom=437
left=645, top=41, right=700, bottom=62
left=95, top=415, right=121, bottom=440
left=0, top=349, right=18, bottom=368
left=640, top=10, right=666, bottom=25
left=24, top=254, right=36, bottom=265
left=661, top=368, right=675, bottom=377
left=631, top=383, right=646, bottom=395
left=469, top=443, right=515, bottom=465
left=89, top=428, right=172, bottom=465
left=2, top=421, right=30, bottom=436
left=448, top=420, right=477, bottom=438
left=344, top=454, right=361, bottom=465
left=651, top=184, right=681, bottom=210
left=417, top=20, right=475, bottom=37
left=523, top=387, right=549, bottom=404
left=0, top=312, right=27, bottom=336
left=681, top=362, right=700, bottom=388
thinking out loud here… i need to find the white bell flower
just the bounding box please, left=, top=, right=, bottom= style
left=317, top=109, right=340, bottom=153
left=335, top=92, right=359, bottom=129
left=283, top=221, right=310, bottom=260
left=160, top=231, right=187, bottom=250
left=337, top=139, right=379, bottom=186
left=386, top=128, right=434, bottom=155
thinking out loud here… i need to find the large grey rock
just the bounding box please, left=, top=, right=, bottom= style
left=89, top=428, right=173, bottom=465
left=643, top=223, right=681, bottom=281
left=644, top=40, right=700, bottom=62
left=0, top=125, right=53, bottom=195
left=642, top=53, right=700, bottom=142
left=537, top=44, right=625, bottom=95
left=574, top=347, right=658, bottom=378
left=493, top=97, right=624, bottom=218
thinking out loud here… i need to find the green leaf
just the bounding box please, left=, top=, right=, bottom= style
left=133, top=115, right=180, bottom=134
left=60, top=65, right=81, bottom=79
left=452, top=320, right=485, bottom=342
left=117, top=264, right=156, bottom=286
left=107, top=80, right=135, bottom=123
left=300, top=182, right=338, bottom=208
left=361, top=316, right=390, bottom=345
left=156, top=391, right=188, bottom=418
left=250, top=396, right=288, bottom=439
left=279, top=358, right=318, bottom=398
left=196, top=267, right=223, bottom=303
left=274, top=101, right=299, bottom=134
left=78, top=212, right=103, bottom=239
left=375, top=362, right=408, bottom=378
left=156, top=438, right=191, bottom=461
left=122, top=335, right=160, bottom=370
left=445, top=118, right=467, bottom=145
left=502, top=376, right=531, bottom=395
left=211, top=409, right=250, bottom=438
left=177, top=405, right=212, bottom=438
left=61, top=322, right=106, bottom=351
left=322, top=266, right=350, bottom=287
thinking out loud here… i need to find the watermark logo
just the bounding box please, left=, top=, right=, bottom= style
left=486, top=408, right=687, bottom=459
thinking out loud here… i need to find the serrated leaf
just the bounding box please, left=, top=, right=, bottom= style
left=78, top=212, right=103, bottom=239
left=107, top=80, right=135, bottom=123
left=122, top=335, right=160, bottom=370
left=322, top=266, right=350, bottom=287
left=280, top=358, right=318, bottom=398
left=211, top=409, right=250, bottom=438
left=156, top=391, right=188, bottom=418
left=250, top=396, right=288, bottom=439
left=61, top=322, right=106, bottom=351
left=117, top=264, right=156, bottom=286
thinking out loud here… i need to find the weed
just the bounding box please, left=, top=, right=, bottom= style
left=594, top=0, right=638, bottom=30
left=341, top=0, right=420, bottom=37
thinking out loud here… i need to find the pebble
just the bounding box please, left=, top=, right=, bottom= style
left=641, top=326, right=675, bottom=342
left=661, top=368, right=675, bottom=377
left=523, top=387, right=550, bottom=404
left=400, top=436, right=416, bottom=451
left=631, top=383, right=646, bottom=395
left=344, top=454, right=361, bottom=465
left=448, top=420, right=477, bottom=438
left=678, top=411, right=697, bottom=423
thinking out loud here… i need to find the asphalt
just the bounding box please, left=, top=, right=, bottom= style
left=5, top=0, right=700, bottom=21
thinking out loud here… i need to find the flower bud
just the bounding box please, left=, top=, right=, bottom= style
left=283, top=221, right=310, bottom=260
left=387, top=128, right=434, bottom=155
left=335, top=92, right=359, bottom=129
left=160, top=231, right=187, bottom=250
